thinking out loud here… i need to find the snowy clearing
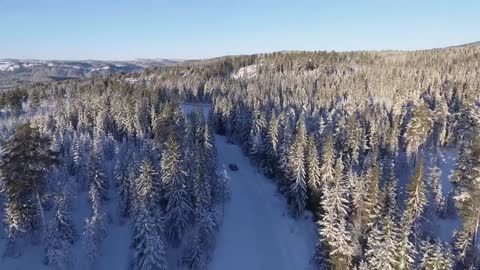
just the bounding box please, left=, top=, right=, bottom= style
left=209, top=135, right=317, bottom=270
left=230, top=64, right=257, bottom=79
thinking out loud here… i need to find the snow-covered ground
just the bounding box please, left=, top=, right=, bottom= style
left=181, top=103, right=210, bottom=117
left=230, top=64, right=257, bottom=79
left=209, top=135, right=317, bottom=270
left=0, top=108, right=316, bottom=270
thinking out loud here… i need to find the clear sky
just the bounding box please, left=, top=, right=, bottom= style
left=0, top=0, right=479, bottom=60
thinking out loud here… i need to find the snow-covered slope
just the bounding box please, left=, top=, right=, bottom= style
left=230, top=64, right=257, bottom=79
left=0, top=59, right=181, bottom=83
left=209, top=135, right=317, bottom=270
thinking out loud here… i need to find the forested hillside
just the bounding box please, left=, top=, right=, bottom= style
left=1, top=47, right=480, bottom=269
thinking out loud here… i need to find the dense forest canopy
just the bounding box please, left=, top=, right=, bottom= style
left=0, top=47, right=480, bottom=269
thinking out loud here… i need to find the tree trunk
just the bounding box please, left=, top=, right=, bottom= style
left=34, top=187, right=47, bottom=237
left=473, top=210, right=480, bottom=246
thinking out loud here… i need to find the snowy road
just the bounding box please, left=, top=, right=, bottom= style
left=209, top=135, right=316, bottom=270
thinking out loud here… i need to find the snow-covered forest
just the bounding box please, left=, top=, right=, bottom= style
left=0, top=48, right=480, bottom=269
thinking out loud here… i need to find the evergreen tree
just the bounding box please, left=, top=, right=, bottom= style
left=83, top=173, right=107, bottom=264
left=115, top=140, right=132, bottom=219
left=319, top=156, right=353, bottom=269
left=162, top=134, right=192, bottom=247
left=365, top=218, right=399, bottom=270
left=405, top=159, right=427, bottom=226
left=132, top=204, right=168, bottom=270
left=72, top=134, right=88, bottom=189
left=428, top=164, right=445, bottom=215
left=89, top=133, right=108, bottom=201
left=395, top=221, right=416, bottom=270
left=264, top=110, right=279, bottom=177
left=405, top=104, right=434, bottom=162
left=46, top=194, right=76, bottom=270
left=319, top=133, right=335, bottom=186
left=248, top=108, right=266, bottom=162
left=306, top=135, right=322, bottom=210
left=451, top=134, right=480, bottom=249
left=132, top=160, right=168, bottom=270
left=277, top=115, right=293, bottom=189
left=287, top=117, right=307, bottom=217
left=0, top=123, right=59, bottom=239
left=420, top=239, right=453, bottom=270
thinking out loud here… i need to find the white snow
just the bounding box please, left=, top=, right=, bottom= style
left=125, top=77, right=139, bottom=84
left=209, top=135, right=317, bottom=270
left=0, top=104, right=316, bottom=270
left=0, top=62, right=20, bottom=72
left=181, top=103, right=210, bottom=117
left=230, top=64, right=257, bottom=79
left=22, top=63, right=40, bottom=68
left=90, top=66, right=110, bottom=72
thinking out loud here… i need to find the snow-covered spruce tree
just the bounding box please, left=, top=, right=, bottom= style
left=183, top=113, right=198, bottom=208
left=46, top=194, right=76, bottom=270
left=318, top=132, right=335, bottom=201
left=451, top=133, right=480, bottom=253
left=162, top=133, right=192, bottom=247
left=420, top=239, right=453, bottom=270
left=383, top=167, right=400, bottom=220
left=365, top=218, right=400, bottom=270
left=404, top=103, right=434, bottom=163
left=277, top=113, right=293, bottom=191
left=346, top=168, right=364, bottom=259
left=319, top=156, right=353, bottom=269
left=427, top=163, right=445, bottom=216
left=287, top=116, right=307, bottom=217
left=115, top=139, right=133, bottom=219
left=132, top=159, right=161, bottom=220
left=395, top=220, right=416, bottom=270
left=217, top=165, right=231, bottom=203
left=183, top=226, right=208, bottom=270
left=153, top=102, right=173, bottom=146
left=386, top=114, right=400, bottom=158
left=202, top=121, right=219, bottom=204
left=131, top=159, right=168, bottom=270
left=404, top=159, right=427, bottom=227
left=72, top=133, right=89, bottom=189
left=263, top=110, right=279, bottom=177
left=345, top=113, right=361, bottom=168
left=88, top=130, right=108, bottom=201
left=432, top=97, right=449, bottom=147
left=452, top=229, right=479, bottom=268
left=306, top=134, right=322, bottom=210
left=0, top=123, right=59, bottom=246
left=248, top=108, right=266, bottom=163
left=363, top=156, right=381, bottom=231
left=131, top=198, right=167, bottom=270
left=182, top=122, right=219, bottom=269
left=83, top=171, right=107, bottom=264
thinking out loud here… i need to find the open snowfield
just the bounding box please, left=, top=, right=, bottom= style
left=209, top=135, right=317, bottom=270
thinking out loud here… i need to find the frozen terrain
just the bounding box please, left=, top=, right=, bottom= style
left=230, top=64, right=257, bottom=79
left=0, top=104, right=316, bottom=270
left=209, top=135, right=317, bottom=270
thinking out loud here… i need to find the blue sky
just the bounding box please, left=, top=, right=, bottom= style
left=0, top=0, right=478, bottom=60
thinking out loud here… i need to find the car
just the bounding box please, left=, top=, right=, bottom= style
left=229, top=163, right=239, bottom=171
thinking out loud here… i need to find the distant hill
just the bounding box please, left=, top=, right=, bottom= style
left=0, top=59, right=181, bottom=86
left=448, top=41, right=480, bottom=49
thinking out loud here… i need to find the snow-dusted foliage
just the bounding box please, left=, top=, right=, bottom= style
left=1, top=48, right=480, bottom=269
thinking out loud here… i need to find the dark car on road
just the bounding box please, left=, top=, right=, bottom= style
left=229, top=163, right=239, bottom=171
